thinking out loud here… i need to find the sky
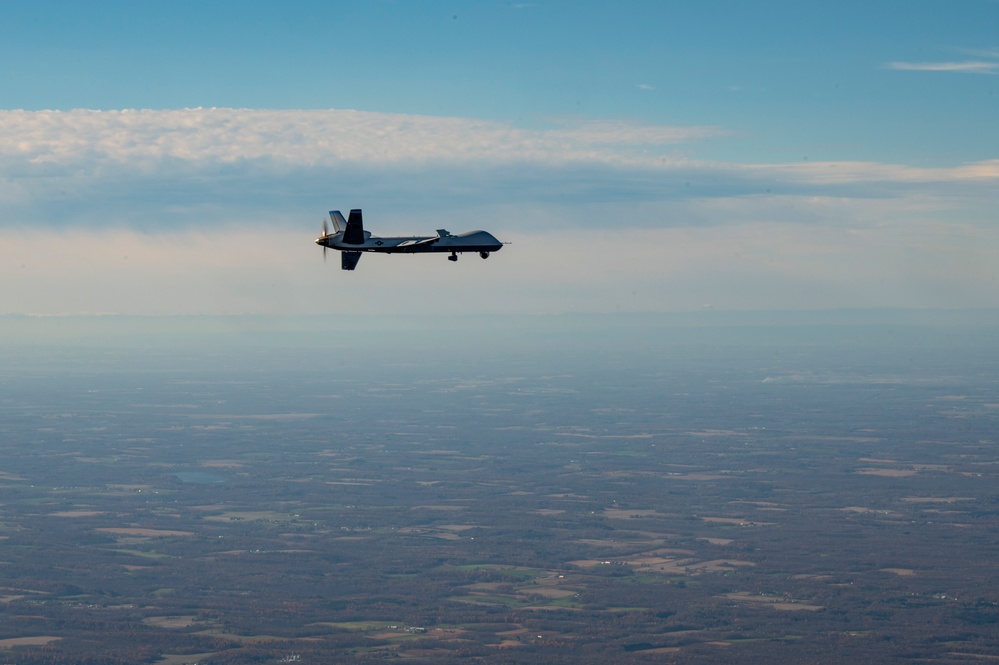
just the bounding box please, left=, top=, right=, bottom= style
left=1, top=0, right=998, bottom=317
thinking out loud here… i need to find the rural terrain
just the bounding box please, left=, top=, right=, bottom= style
left=0, top=317, right=997, bottom=663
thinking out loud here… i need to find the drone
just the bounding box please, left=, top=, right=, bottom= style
left=315, top=209, right=503, bottom=271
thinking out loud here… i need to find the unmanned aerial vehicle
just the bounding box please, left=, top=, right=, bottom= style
left=315, top=209, right=503, bottom=271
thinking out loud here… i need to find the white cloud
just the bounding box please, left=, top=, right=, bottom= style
left=753, top=159, right=999, bottom=185
left=884, top=60, right=999, bottom=74
left=1, top=108, right=997, bottom=316
left=0, top=108, right=718, bottom=169
left=1, top=108, right=996, bottom=235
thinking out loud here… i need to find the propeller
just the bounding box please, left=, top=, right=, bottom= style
left=318, top=218, right=330, bottom=262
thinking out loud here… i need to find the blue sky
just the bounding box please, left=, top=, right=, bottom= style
left=4, top=0, right=997, bottom=162
left=1, top=1, right=998, bottom=316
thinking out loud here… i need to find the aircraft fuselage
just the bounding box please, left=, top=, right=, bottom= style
left=319, top=229, right=502, bottom=254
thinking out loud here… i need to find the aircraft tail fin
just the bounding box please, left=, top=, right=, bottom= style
left=342, top=209, right=365, bottom=245
left=329, top=210, right=347, bottom=233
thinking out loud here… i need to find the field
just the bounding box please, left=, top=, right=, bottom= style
left=0, top=315, right=997, bottom=662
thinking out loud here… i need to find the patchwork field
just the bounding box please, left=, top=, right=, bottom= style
left=1, top=331, right=997, bottom=663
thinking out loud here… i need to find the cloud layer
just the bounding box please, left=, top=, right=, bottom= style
left=0, top=108, right=721, bottom=168
left=1, top=108, right=997, bottom=315
left=884, top=60, right=999, bottom=74
left=2, top=108, right=996, bottom=231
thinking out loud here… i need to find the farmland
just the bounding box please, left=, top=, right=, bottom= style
left=0, top=315, right=997, bottom=662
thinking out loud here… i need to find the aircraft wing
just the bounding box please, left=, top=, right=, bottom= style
left=341, top=251, right=362, bottom=271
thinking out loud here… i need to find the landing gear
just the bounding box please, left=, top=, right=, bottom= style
left=479, top=251, right=490, bottom=259
left=448, top=252, right=458, bottom=262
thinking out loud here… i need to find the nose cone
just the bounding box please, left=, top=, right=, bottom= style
left=458, top=230, right=503, bottom=251
left=315, top=237, right=325, bottom=246
left=480, top=231, right=503, bottom=251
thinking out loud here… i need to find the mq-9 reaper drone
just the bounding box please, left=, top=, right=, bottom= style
left=315, top=209, right=503, bottom=271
